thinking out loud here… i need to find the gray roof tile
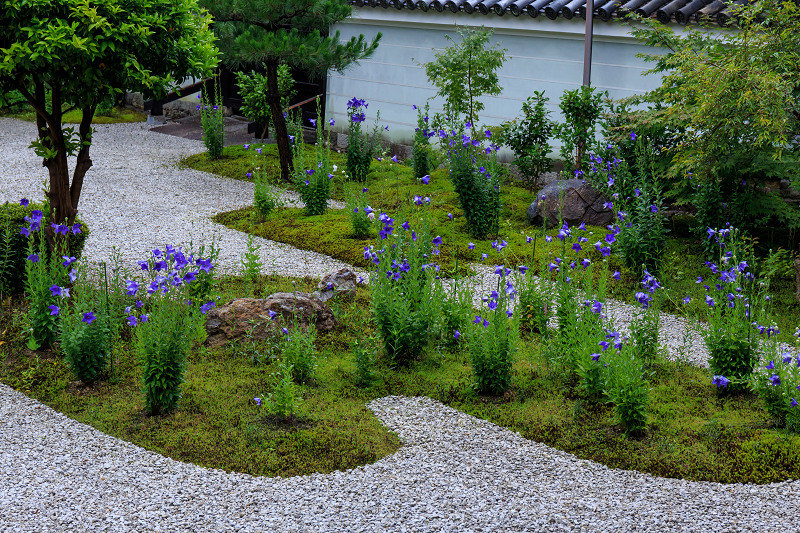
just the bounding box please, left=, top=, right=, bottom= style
left=350, top=0, right=754, bottom=25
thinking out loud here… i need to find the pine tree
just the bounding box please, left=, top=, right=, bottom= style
left=201, top=0, right=381, bottom=181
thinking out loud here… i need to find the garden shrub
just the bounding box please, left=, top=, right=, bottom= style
left=500, top=91, right=554, bottom=190
left=587, top=138, right=667, bottom=274
left=751, top=347, right=800, bottom=430
left=604, top=348, right=649, bottom=436
left=128, top=245, right=214, bottom=415
left=263, top=361, right=302, bottom=419
left=346, top=187, right=373, bottom=239
left=294, top=102, right=333, bottom=216
left=629, top=3, right=800, bottom=238
left=352, top=335, right=378, bottom=388
left=253, top=174, right=281, bottom=219
left=0, top=200, right=88, bottom=295
left=423, top=26, right=507, bottom=128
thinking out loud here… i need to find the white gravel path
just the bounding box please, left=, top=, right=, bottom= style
left=2, top=118, right=799, bottom=532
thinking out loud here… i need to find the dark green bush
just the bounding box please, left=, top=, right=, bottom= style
left=0, top=201, right=89, bottom=295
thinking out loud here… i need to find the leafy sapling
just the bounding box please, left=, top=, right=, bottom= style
left=281, top=324, right=317, bottom=384
left=240, top=234, right=262, bottom=296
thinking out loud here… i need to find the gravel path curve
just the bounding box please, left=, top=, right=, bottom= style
left=2, top=118, right=800, bottom=532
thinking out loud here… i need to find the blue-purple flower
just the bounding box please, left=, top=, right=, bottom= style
left=712, top=375, right=729, bottom=388
left=82, top=312, right=96, bottom=324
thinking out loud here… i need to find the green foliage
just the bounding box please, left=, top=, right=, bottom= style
left=628, top=2, right=800, bottom=230
left=555, top=85, right=606, bottom=173
left=424, top=26, right=507, bottom=127
left=187, top=238, right=220, bottom=307
left=240, top=234, right=262, bottom=296
left=412, top=102, right=433, bottom=180
left=201, top=0, right=381, bottom=181
left=587, top=139, right=667, bottom=274
left=630, top=305, right=661, bottom=368
left=708, top=333, right=759, bottom=395
left=24, top=228, right=64, bottom=350
left=517, top=276, right=549, bottom=336
left=59, top=267, right=111, bottom=384
left=447, top=131, right=501, bottom=239
left=500, top=92, right=554, bottom=189
left=345, top=98, right=382, bottom=183
left=469, top=279, right=518, bottom=396
left=604, top=349, right=649, bottom=436
left=702, top=228, right=764, bottom=393
left=751, top=347, right=800, bottom=430
left=282, top=324, right=317, bottom=384
left=294, top=105, right=333, bottom=215
left=0, top=201, right=88, bottom=295
left=253, top=174, right=281, bottom=219
left=346, top=188, right=373, bottom=238
left=0, top=0, right=218, bottom=231
left=236, top=64, right=295, bottom=139
left=439, top=279, right=473, bottom=350
left=264, top=361, right=302, bottom=419
left=352, top=335, right=378, bottom=388
left=200, top=80, right=225, bottom=159
left=370, top=205, right=444, bottom=366
left=137, top=297, right=193, bottom=415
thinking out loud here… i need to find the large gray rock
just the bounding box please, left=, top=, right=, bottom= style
left=204, top=294, right=338, bottom=347
left=312, top=267, right=359, bottom=303
left=527, top=178, right=613, bottom=229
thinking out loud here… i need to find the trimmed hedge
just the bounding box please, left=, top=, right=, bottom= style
left=0, top=201, right=89, bottom=295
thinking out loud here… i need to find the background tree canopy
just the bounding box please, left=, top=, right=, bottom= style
left=201, top=0, right=381, bottom=181
left=0, top=0, right=218, bottom=248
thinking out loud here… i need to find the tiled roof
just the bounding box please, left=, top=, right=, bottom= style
left=351, top=0, right=753, bottom=26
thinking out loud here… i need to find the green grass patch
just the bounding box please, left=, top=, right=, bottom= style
left=180, top=143, right=346, bottom=191
left=0, top=106, right=146, bottom=124
left=3, top=273, right=800, bottom=483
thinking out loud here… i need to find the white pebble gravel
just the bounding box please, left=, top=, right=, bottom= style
left=2, top=118, right=800, bottom=532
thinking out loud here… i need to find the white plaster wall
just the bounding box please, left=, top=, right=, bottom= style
left=327, top=8, right=668, bottom=146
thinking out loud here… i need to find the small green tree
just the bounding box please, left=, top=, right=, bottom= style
left=424, top=26, right=507, bottom=128
left=555, top=85, right=606, bottom=173
left=0, top=0, right=218, bottom=249
left=201, top=0, right=381, bottom=182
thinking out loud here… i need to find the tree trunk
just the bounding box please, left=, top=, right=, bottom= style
left=265, top=60, right=293, bottom=182
left=29, top=81, right=94, bottom=253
